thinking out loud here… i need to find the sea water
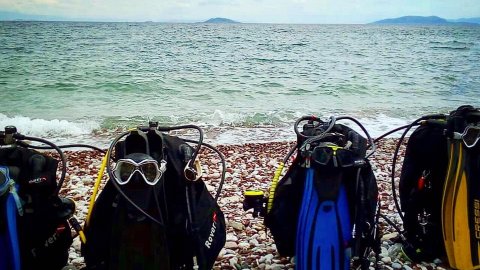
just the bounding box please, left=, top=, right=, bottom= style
left=0, top=22, right=479, bottom=145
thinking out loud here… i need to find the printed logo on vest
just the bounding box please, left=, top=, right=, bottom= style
left=28, top=177, right=47, bottom=184
left=205, top=212, right=218, bottom=249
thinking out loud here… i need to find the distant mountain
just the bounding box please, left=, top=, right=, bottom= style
left=0, top=10, right=68, bottom=21
left=372, top=15, right=480, bottom=25
left=203, top=17, right=239, bottom=23
left=373, top=16, right=449, bottom=24
left=448, top=17, right=480, bottom=24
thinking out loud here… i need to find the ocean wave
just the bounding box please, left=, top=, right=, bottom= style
left=249, top=57, right=297, bottom=63
left=182, top=110, right=303, bottom=127
left=97, top=111, right=412, bottom=136
left=0, top=113, right=99, bottom=139
left=429, top=40, right=474, bottom=46
left=0, top=112, right=422, bottom=146
left=430, top=46, right=470, bottom=50
left=429, top=40, right=474, bottom=50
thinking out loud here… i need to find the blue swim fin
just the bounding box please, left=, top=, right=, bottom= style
left=6, top=192, right=21, bottom=270
left=296, top=168, right=351, bottom=270
left=0, top=200, right=8, bottom=270
left=296, top=168, right=314, bottom=270
left=336, top=186, right=351, bottom=269
left=0, top=166, right=22, bottom=270
left=311, top=201, right=340, bottom=269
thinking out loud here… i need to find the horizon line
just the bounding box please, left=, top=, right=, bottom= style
left=0, top=19, right=373, bottom=24
left=0, top=11, right=479, bottom=25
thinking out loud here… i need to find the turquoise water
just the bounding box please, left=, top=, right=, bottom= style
left=0, top=22, right=479, bottom=144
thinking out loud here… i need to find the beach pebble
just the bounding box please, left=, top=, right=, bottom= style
left=229, top=221, right=246, bottom=231
left=382, top=232, right=399, bottom=241
left=229, top=257, right=238, bottom=267
left=238, top=242, right=250, bottom=249
left=71, top=258, right=84, bottom=265
left=382, top=257, right=392, bottom=264
left=249, top=238, right=259, bottom=247
left=266, top=264, right=283, bottom=270
left=225, top=242, right=239, bottom=249
left=259, top=254, right=275, bottom=264
left=392, top=262, right=402, bottom=269
left=226, top=233, right=239, bottom=242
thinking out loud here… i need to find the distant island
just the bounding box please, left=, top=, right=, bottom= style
left=203, top=17, right=239, bottom=24
left=372, top=16, right=479, bottom=25
left=0, top=10, right=68, bottom=21
left=449, top=17, right=480, bottom=24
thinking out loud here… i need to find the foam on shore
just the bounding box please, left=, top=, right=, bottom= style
left=0, top=112, right=413, bottom=146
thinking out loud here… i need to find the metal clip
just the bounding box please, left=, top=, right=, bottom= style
left=9, top=180, right=24, bottom=216
left=184, top=159, right=203, bottom=181
left=4, top=126, right=17, bottom=145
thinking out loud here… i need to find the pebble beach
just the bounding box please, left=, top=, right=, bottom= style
left=59, top=139, right=451, bottom=270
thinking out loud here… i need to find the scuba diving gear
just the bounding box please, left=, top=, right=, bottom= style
left=82, top=122, right=226, bottom=270
left=378, top=105, right=480, bottom=267
left=388, top=115, right=449, bottom=261
left=441, top=106, right=480, bottom=269
left=0, top=126, right=75, bottom=270
left=112, top=156, right=167, bottom=186
left=294, top=117, right=376, bottom=270
left=254, top=115, right=379, bottom=270
left=311, top=144, right=366, bottom=168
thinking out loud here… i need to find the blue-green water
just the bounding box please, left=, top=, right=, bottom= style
left=0, top=21, right=479, bottom=144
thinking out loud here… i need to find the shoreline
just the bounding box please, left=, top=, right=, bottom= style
left=58, top=139, right=450, bottom=269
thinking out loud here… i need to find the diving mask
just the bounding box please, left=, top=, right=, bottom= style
left=462, top=125, right=480, bottom=148
left=312, top=145, right=365, bottom=168
left=112, top=157, right=167, bottom=186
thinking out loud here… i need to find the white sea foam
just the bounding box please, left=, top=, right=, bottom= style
left=0, top=113, right=100, bottom=144
left=0, top=112, right=415, bottom=147
left=209, top=114, right=412, bottom=144
left=340, top=114, right=411, bottom=139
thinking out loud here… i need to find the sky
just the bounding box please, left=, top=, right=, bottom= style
left=0, top=0, right=479, bottom=24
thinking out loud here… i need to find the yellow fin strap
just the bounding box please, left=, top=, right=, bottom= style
left=267, top=162, right=285, bottom=213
